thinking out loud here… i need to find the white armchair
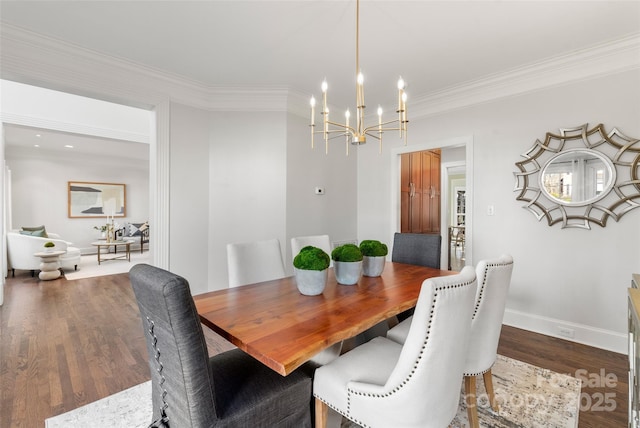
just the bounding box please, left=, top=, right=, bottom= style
left=386, top=255, right=514, bottom=428
left=6, top=231, right=81, bottom=277
left=313, top=266, right=478, bottom=428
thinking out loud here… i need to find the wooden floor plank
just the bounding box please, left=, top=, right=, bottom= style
left=0, top=270, right=628, bottom=427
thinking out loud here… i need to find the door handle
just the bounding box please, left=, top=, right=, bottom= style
left=429, top=186, right=440, bottom=199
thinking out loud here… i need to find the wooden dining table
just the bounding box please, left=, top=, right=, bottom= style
left=194, top=262, right=457, bottom=376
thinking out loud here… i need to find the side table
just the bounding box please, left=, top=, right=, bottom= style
left=33, top=250, right=66, bottom=280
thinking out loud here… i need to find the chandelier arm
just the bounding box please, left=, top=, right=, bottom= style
left=313, top=129, right=353, bottom=138
left=365, top=126, right=404, bottom=134
left=364, top=132, right=381, bottom=141
left=326, top=132, right=351, bottom=141
left=363, top=120, right=401, bottom=133
left=325, top=120, right=356, bottom=132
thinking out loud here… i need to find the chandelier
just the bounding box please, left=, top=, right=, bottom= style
left=309, top=0, right=408, bottom=155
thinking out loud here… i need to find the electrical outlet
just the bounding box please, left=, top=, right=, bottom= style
left=558, top=326, right=575, bottom=339
left=487, top=205, right=495, bottom=216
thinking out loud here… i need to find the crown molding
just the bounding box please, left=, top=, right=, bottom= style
left=0, top=24, right=290, bottom=112
left=410, top=32, right=640, bottom=118
left=2, top=24, right=638, bottom=118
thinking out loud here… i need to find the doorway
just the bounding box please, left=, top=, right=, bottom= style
left=1, top=81, right=153, bottom=290
left=390, top=136, right=473, bottom=269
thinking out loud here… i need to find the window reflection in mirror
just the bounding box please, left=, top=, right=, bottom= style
left=539, top=149, right=615, bottom=206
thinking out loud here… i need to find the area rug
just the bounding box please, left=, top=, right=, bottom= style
left=45, top=355, right=580, bottom=427
left=64, top=252, right=150, bottom=280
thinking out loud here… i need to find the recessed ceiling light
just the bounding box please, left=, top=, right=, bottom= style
left=35, top=134, right=41, bottom=138
left=64, top=145, right=74, bottom=149
left=34, top=144, right=40, bottom=148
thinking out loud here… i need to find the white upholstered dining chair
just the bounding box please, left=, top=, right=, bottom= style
left=226, top=238, right=286, bottom=288
left=313, top=266, right=478, bottom=428
left=387, top=254, right=514, bottom=428
left=291, top=234, right=332, bottom=266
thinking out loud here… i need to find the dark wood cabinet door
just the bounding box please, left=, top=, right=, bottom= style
left=400, top=150, right=441, bottom=234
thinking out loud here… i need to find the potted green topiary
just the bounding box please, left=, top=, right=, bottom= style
left=359, top=240, right=388, bottom=277
left=293, top=246, right=331, bottom=296
left=43, top=241, right=56, bottom=253
left=331, top=243, right=363, bottom=285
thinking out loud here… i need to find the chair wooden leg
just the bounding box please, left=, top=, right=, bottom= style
left=465, top=375, right=479, bottom=428
left=483, top=369, right=499, bottom=412
left=315, top=398, right=328, bottom=428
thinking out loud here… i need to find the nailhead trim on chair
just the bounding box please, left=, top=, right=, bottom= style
left=343, top=279, right=476, bottom=425
left=465, top=259, right=513, bottom=377
left=147, top=317, right=170, bottom=427
left=471, top=260, right=512, bottom=320
left=464, top=367, right=491, bottom=377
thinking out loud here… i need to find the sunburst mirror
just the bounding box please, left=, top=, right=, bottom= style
left=514, top=123, right=640, bottom=229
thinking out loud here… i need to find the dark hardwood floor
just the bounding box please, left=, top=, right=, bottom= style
left=0, top=271, right=628, bottom=427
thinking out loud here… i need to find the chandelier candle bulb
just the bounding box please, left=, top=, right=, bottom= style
left=310, top=97, right=315, bottom=125
left=310, top=97, right=316, bottom=148
left=397, top=77, right=405, bottom=111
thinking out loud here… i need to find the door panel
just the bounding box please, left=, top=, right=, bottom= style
left=400, top=150, right=441, bottom=234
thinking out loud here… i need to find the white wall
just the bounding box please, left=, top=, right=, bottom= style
left=167, top=103, right=211, bottom=295
left=357, top=69, right=640, bottom=353
left=166, top=107, right=358, bottom=291
left=5, top=147, right=149, bottom=253
left=285, top=111, right=358, bottom=267
left=207, top=110, right=288, bottom=291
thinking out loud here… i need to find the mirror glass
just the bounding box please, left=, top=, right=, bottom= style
left=539, top=149, right=615, bottom=206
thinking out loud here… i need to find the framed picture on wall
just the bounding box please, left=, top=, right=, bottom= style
left=68, top=181, right=126, bottom=218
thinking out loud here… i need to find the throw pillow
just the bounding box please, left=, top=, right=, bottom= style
left=20, top=225, right=48, bottom=238
left=128, top=223, right=144, bottom=236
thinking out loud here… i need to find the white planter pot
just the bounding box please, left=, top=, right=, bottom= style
left=294, top=268, right=328, bottom=296
left=334, top=260, right=363, bottom=285
left=363, top=256, right=386, bottom=277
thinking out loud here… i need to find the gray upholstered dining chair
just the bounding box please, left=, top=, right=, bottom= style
left=386, top=254, right=514, bottom=428
left=313, top=266, right=477, bottom=428
left=129, top=264, right=313, bottom=428
left=391, top=232, right=442, bottom=268
left=391, top=232, right=443, bottom=323
left=227, top=238, right=286, bottom=288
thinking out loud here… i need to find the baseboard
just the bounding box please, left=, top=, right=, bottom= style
left=503, top=308, right=627, bottom=355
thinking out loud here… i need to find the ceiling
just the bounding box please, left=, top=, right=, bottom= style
left=3, top=124, right=150, bottom=161
left=1, top=1, right=639, bottom=156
